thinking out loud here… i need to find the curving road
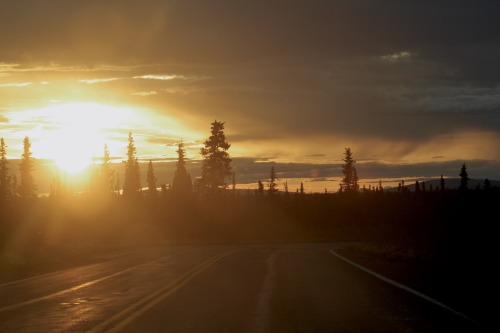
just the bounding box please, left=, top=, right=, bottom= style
left=0, top=243, right=485, bottom=332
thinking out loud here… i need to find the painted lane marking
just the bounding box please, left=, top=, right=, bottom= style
left=329, top=249, right=479, bottom=325
left=87, top=250, right=238, bottom=333
left=0, top=250, right=195, bottom=312
left=0, top=251, right=199, bottom=312
left=0, top=262, right=153, bottom=312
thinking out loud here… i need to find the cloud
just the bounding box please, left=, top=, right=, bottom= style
left=79, top=78, right=120, bottom=84
left=381, top=51, right=411, bottom=62
left=132, top=91, right=158, bottom=96
left=133, top=75, right=183, bottom=81
left=0, top=82, right=32, bottom=87
left=146, top=136, right=184, bottom=146
left=0, top=63, right=20, bottom=72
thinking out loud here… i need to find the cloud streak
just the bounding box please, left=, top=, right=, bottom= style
left=134, top=75, right=183, bottom=81
left=79, top=78, right=121, bottom=84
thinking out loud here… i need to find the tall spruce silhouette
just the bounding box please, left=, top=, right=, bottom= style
left=200, top=120, right=232, bottom=192
left=440, top=174, right=446, bottom=191
left=101, top=143, right=115, bottom=193
left=257, top=179, right=264, bottom=196
left=268, top=166, right=278, bottom=195
left=123, top=132, right=141, bottom=197
left=19, top=136, right=36, bottom=198
left=91, top=143, right=115, bottom=196
left=172, top=141, right=192, bottom=198
left=147, top=160, right=157, bottom=192
left=340, top=147, right=359, bottom=192
left=0, top=138, right=9, bottom=201
left=459, top=163, right=469, bottom=191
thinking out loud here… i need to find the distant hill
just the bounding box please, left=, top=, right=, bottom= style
left=385, top=178, right=500, bottom=191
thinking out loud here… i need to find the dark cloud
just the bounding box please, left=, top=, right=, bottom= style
left=212, top=157, right=500, bottom=185
left=1, top=0, right=500, bottom=181
left=2, top=1, right=498, bottom=65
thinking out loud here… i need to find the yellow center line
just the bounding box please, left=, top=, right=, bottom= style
left=87, top=250, right=239, bottom=333
left=0, top=262, right=153, bottom=313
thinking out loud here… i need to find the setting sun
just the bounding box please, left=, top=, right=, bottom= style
left=46, top=126, right=100, bottom=174
left=3, top=99, right=197, bottom=181
left=22, top=102, right=137, bottom=174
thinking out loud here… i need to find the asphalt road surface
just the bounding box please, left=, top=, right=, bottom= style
left=0, top=243, right=485, bottom=332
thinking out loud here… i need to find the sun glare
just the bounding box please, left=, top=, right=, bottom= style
left=24, top=102, right=136, bottom=174
left=48, top=127, right=100, bottom=174
left=6, top=100, right=193, bottom=177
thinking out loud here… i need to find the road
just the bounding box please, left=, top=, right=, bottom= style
left=0, top=243, right=485, bottom=332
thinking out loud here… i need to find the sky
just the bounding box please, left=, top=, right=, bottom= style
left=1, top=0, right=500, bottom=193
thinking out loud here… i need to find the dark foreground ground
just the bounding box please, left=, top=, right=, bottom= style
left=1, top=191, right=497, bottom=330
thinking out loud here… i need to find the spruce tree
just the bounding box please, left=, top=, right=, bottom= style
left=340, top=147, right=359, bottom=192
left=257, top=180, right=264, bottom=196
left=91, top=143, right=115, bottom=196
left=459, top=163, right=469, bottom=191
left=147, top=160, right=157, bottom=192
left=123, top=132, right=141, bottom=197
left=172, top=141, right=192, bottom=198
left=19, top=136, right=36, bottom=198
left=145, top=160, right=160, bottom=204
left=200, top=120, right=232, bottom=192
left=0, top=138, right=9, bottom=201
left=440, top=174, right=446, bottom=192
left=101, top=143, right=115, bottom=193
left=415, top=180, right=420, bottom=192
left=268, top=166, right=278, bottom=195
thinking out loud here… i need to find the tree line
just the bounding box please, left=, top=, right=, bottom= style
left=0, top=120, right=234, bottom=201
left=0, top=120, right=495, bottom=202
left=0, top=120, right=362, bottom=200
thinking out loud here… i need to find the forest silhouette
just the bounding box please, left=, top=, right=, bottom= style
left=0, top=121, right=497, bottom=323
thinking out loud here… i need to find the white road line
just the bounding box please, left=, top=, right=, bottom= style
left=329, top=249, right=479, bottom=325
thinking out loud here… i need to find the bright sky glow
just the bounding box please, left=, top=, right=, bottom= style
left=2, top=102, right=191, bottom=174
left=1, top=1, right=500, bottom=194
left=24, top=102, right=132, bottom=173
